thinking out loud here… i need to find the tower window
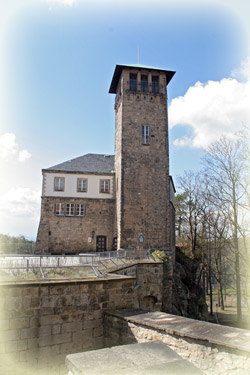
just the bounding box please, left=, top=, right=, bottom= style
left=77, top=178, right=88, bottom=192
left=140, top=74, right=148, bottom=93
left=100, top=179, right=110, bottom=193
left=129, top=73, right=137, bottom=91
left=54, top=177, right=65, bottom=191
left=152, top=76, right=159, bottom=93
left=142, top=125, right=150, bottom=145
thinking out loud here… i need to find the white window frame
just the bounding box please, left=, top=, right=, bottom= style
left=55, top=203, right=65, bottom=216
left=76, top=204, right=85, bottom=217
left=66, top=203, right=75, bottom=216
left=77, top=178, right=88, bottom=192
left=54, top=177, right=65, bottom=191
left=100, top=179, right=110, bottom=194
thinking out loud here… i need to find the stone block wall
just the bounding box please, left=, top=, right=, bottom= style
left=35, top=197, right=115, bottom=254
left=113, top=262, right=163, bottom=311
left=114, top=68, right=171, bottom=251
left=104, top=310, right=250, bottom=375
left=0, top=277, right=134, bottom=375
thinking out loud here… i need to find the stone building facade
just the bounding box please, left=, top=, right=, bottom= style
left=35, top=154, right=115, bottom=253
left=35, top=64, right=175, bottom=254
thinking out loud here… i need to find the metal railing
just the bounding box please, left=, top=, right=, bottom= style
left=127, top=82, right=163, bottom=94
left=79, top=249, right=127, bottom=262
left=0, top=249, right=154, bottom=280
left=0, top=255, right=100, bottom=280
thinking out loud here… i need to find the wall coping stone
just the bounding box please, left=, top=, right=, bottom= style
left=105, top=309, right=250, bottom=354
left=66, top=340, right=206, bottom=375
left=0, top=274, right=135, bottom=287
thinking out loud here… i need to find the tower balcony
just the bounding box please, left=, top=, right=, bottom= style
left=128, top=81, right=164, bottom=95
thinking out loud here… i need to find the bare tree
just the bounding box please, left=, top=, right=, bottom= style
left=177, top=171, right=204, bottom=258
left=175, top=191, right=188, bottom=242
left=199, top=201, right=231, bottom=315
left=203, top=136, right=249, bottom=324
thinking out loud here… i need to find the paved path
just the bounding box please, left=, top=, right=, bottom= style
left=66, top=341, right=206, bottom=375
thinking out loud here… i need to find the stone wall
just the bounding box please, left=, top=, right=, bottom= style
left=114, top=67, right=172, bottom=252
left=0, top=261, right=164, bottom=375
left=35, top=197, right=115, bottom=254
left=114, top=79, right=123, bottom=250
left=0, top=277, right=134, bottom=375
left=104, top=310, right=250, bottom=375
left=112, top=262, right=163, bottom=311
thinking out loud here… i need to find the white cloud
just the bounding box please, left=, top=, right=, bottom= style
left=0, top=133, right=31, bottom=162
left=0, top=133, right=18, bottom=158
left=231, top=56, right=250, bottom=81
left=0, top=187, right=40, bottom=218
left=169, top=57, right=250, bottom=149
left=173, top=136, right=193, bottom=147
left=18, top=149, right=32, bottom=162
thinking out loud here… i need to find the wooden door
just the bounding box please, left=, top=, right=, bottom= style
left=96, top=236, right=107, bottom=252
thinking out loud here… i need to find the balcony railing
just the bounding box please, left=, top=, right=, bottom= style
left=140, top=81, right=148, bottom=93
left=128, top=81, right=161, bottom=94
left=151, top=82, right=159, bottom=94
left=129, top=80, right=137, bottom=92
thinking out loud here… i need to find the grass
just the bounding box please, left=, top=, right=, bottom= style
left=0, top=266, right=98, bottom=282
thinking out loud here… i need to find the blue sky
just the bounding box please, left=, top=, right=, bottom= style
left=0, top=0, right=250, bottom=239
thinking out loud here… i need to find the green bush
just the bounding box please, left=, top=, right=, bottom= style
left=151, top=250, right=171, bottom=265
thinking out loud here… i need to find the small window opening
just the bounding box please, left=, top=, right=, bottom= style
left=142, top=125, right=150, bottom=145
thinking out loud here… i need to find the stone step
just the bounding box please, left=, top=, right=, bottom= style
left=66, top=341, right=206, bottom=375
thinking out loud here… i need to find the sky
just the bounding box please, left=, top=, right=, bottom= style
left=0, top=0, right=250, bottom=239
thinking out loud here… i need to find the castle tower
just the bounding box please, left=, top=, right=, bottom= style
left=109, top=64, right=175, bottom=252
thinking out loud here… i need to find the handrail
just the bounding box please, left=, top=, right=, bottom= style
left=0, top=249, right=156, bottom=280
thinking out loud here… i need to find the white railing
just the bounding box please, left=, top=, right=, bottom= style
left=0, top=255, right=88, bottom=269
left=0, top=255, right=100, bottom=280
left=0, top=249, right=153, bottom=280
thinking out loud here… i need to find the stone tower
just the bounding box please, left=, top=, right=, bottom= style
left=109, top=64, right=175, bottom=252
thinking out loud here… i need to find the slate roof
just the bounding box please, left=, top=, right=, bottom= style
left=43, top=154, right=115, bottom=174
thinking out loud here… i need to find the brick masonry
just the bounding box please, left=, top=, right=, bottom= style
left=0, top=277, right=134, bottom=374
left=0, top=262, right=163, bottom=374
left=36, top=197, right=115, bottom=254
left=113, top=262, right=163, bottom=311
left=114, top=68, right=172, bottom=252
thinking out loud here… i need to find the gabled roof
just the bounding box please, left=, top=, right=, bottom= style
left=43, top=154, right=115, bottom=174
left=109, top=64, right=175, bottom=94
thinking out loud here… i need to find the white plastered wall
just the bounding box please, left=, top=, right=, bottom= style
left=43, top=172, right=114, bottom=199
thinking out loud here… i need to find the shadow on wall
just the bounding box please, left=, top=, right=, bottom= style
left=140, top=295, right=158, bottom=310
